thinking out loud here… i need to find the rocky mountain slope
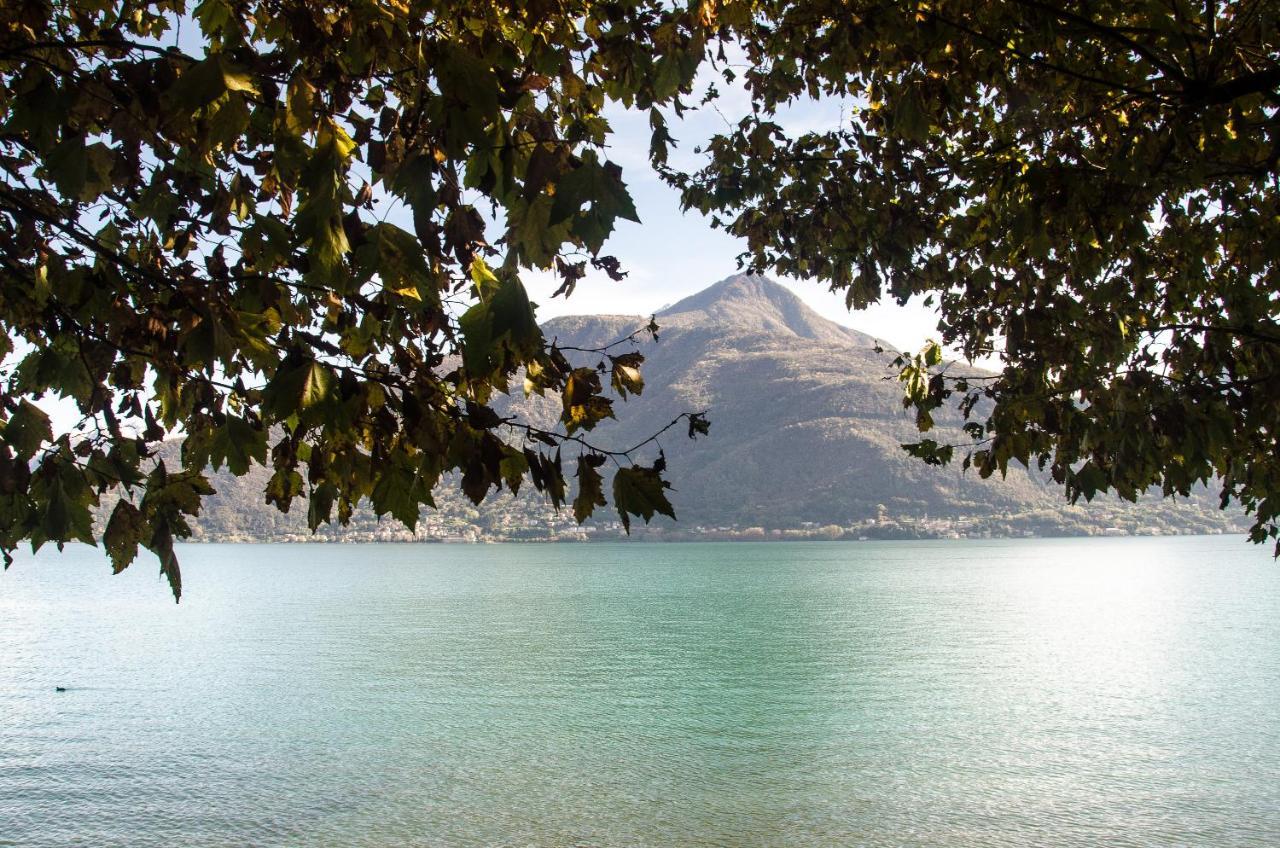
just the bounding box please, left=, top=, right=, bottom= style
left=532, top=273, right=1051, bottom=526
left=157, top=274, right=1244, bottom=541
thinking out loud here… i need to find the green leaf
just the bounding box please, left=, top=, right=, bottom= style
left=488, top=274, right=541, bottom=355
left=573, top=453, right=606, bottom=523
left=45, top=134, right=93, bottom=200
left=370, top=462, right=429, bottom=529
left=32, top=458, right=95, bottom=549
left=103, top=500, right=145, bottom=574
left=5, top=400, right=51, bottom=461
left=363, top=223, right=435, bottom=302
left=460, top=456, right=493, bottom=505
left=459, top=274, right=542, bottom=379
left=652, top=54, right=683, bottom=100
left=307, top=483, right=337, bottom=531
left=1074, top=462, right=1108, bottom=502
left=469, top=257, right=502, bottom=301
left=145, top=518, right=182, bottom=603
left=435, top=42, right=500, bottom=153
left=193, top=0, right=237, bottom=38
left=610, top=352, right=645, bottom=398
left=525, top=448, right=567, bottom=509
left=499, top=448, right=529, bottom=495
left=458, top=301, right=495, bottom=377
left=612, top=464, right=676, bottom=533
left=168, top=54, right=258, bottom=113
left=550, top=153, right=640, bottom=252
left=265, top=357, right=332, bottom=419
left=294, top=178, right=349, bottom=284
left=511, top=195, right=555, bottom=267
left=562, top=368, right=614, bottom=433
left=209, top=415, right=267, bottom=476
left=282, top=75, right=316, bottom=136
left=265, top=468, right=304, bottom=511
left=46, top=133, right=85, bottom=196
left=901, top=439, right=953, bottom=466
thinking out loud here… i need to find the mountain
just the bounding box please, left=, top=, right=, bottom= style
left=660, top=274, right=874, bottom=344
left=531, top=273, right=1049, bottom=527
left=153, top=274, right=1245, bottom=542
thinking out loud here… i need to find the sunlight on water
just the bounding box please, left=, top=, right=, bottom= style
left=1, top=537, right=1278, bottom=847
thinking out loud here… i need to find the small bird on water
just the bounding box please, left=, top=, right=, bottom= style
left=54, top=686, right=66, bottom=692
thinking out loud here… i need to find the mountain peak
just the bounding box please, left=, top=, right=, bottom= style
left=661, top=273, right=797, bottom=313
left=659, top=274, right=875, bottom=345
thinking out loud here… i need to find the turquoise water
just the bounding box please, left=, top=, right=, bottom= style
left=2, top=537, right=1279, bottom=846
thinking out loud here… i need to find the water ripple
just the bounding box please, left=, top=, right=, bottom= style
left=1, top=537, right=1278, bottom=846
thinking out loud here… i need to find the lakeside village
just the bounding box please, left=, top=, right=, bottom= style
left=190, top=498, right=1251, bottom=545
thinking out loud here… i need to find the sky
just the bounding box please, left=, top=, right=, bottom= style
left=520, top=84, right=945, bottom=356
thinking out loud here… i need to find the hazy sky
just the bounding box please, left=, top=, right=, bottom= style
left=521, top=80, right=945, bottom=356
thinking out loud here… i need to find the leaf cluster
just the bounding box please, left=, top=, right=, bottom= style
left=669, top=0, right=1280, bottom=552
left=0, top=0, right=712, bottom=597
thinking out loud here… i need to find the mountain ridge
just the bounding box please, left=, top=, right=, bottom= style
left=138, top=273, right=1247, bottom=542
left=657, top=274, right=882, bottom=347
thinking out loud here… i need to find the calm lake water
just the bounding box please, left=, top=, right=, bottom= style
left=2, top=537, right=1279, bottom=847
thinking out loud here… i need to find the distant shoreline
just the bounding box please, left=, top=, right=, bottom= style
left=176, top=529, right=1247, bottom=545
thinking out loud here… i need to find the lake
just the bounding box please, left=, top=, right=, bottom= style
left=2, top=537, right=1279, bottom=846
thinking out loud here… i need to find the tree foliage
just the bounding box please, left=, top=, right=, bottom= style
left=0, top=0, right=710, bottom=598
left=5, top=0, right=1280, bottom=602
left=667, top=1, right=1280, bottom=551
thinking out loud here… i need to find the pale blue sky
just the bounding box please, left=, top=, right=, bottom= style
left=521, top=76, right=943, bottom=355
